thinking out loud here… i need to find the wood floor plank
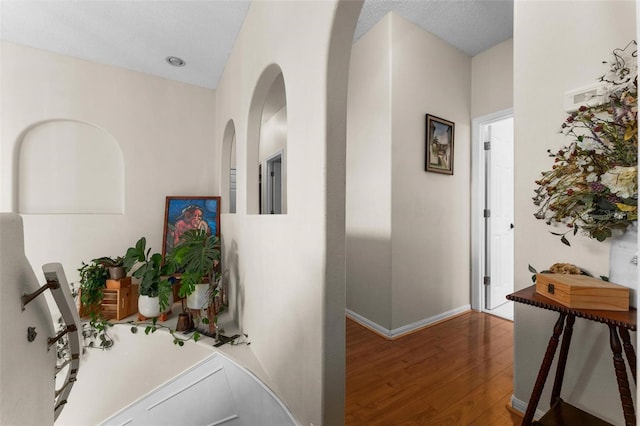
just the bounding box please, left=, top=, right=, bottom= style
left=346, top=311, right=514, bottom=425
left=469, top=393, right=519, bottom=426
left=420, top=369, right=513, bottom=425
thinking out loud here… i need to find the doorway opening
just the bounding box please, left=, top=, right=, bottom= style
left=263, top=152, right=283, bottom=214
left=246, top=66, right=288, bottom=215
left=471, top=109, right=514, bottom=320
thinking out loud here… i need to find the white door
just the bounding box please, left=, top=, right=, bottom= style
left=485, top=117, right=514, bottom=310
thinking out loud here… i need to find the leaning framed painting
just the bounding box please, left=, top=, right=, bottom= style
left=425, top=114, right=455, bottom=175
left=162, top=196, right=221, bottom=259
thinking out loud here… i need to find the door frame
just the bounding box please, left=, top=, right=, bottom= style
left=262, top=149, right=284, bottom=214
left=471, top=108, right=513, bottom=312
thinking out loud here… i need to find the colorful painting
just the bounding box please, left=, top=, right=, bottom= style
left=162, top=196, right=221, bottom=258
left=425, top=114, right=455, bottom=175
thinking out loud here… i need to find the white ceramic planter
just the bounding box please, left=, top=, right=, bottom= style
left=609, top=222, right=638, bottom=308
left=186, top=283, right=210, bottom=310
left=138, top=295, right=161, bottom=318
left=138, top=293, right=174, bottom=318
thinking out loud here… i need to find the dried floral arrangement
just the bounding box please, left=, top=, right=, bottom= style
left=533, top=41, right=638, bottom=246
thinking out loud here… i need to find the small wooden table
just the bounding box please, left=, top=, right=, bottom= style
left=507, top=286, right=636, bottom=425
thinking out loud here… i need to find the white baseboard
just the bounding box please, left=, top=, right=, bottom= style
left=510, top=395, right=544, bottom=421
left=346, top=304, right=471, bottom=339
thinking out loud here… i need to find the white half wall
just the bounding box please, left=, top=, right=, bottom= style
left=513, top=1, right=636, bottom=423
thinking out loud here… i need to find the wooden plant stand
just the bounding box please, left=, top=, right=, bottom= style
left=137, top=308, right=171, bottom=323
left=79, top=285, right=138, bottom=321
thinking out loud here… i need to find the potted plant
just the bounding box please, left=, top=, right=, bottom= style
left=169, top=229, right=222, bottom=334
left=124, top=237, right=176, bottom=319
left=78, top=259, right=108, bottom=317
left=94, top=256, right=126, bottom=280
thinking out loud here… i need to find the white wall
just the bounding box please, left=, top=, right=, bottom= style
left=513, top=1, right=636, bottom=423
left=346, top=13, right=393, bottom=329
left=259, top=107, right=287, bottom=163
left=0, top=41, right=217, bottom=285
left=471, top=38, right=513, bottom=119
left=346, top=13, right=471, bottom=333
left=0, top=214, right=56, bottom=426
left=216, top=1, right=361, bottom=425
left=0, top=43, right=219, bottom=422
left=390, top=14, right=471, bottom=330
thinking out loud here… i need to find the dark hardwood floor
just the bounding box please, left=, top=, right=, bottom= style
left=346, top=311, right=518, bottom=425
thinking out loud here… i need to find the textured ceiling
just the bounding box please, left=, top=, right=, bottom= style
left=355, top=0, right=513, bottom=56
left=0, top=0, right=251, bottom=89
left=0, top=0, right=513, bottom=90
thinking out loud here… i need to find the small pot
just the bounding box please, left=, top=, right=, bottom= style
left=176, top=312, right=193, bottom=332
left=107, top=266, right=126, bottom=280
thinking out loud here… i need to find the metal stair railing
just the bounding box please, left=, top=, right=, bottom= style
left=22, top=263, right=82, bottom=421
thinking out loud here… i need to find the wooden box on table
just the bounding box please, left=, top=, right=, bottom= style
left=535, top=273, right=629, bottom=311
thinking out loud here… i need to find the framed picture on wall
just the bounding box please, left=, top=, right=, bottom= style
left=162, top=196, right=221, bottom=259
left=425, top=114, right=455, bottom=175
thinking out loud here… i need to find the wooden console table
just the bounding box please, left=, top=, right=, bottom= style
left=507, top=286, right=636, bottom=425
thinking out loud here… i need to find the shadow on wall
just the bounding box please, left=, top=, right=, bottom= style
left=225, top=238, right=244, bottom=330
left=346, top=234, right=391, bottom=328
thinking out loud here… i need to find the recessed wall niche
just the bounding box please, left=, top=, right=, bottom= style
left=221, top=120, right=237, bottom=214
left=18, top=120, right=124, bottom=214
left=246, top=65, right=287, bottom=215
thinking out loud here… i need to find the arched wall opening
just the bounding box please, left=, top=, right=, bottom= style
left=246, top=65, right=287, bottom=215
left=213, top=2, right=363, bottom=424
left=17, top=119, right=124, bottom=214
left=221, top=119, right=237, bottom=214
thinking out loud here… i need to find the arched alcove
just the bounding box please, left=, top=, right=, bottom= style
left=18, top=120, right=124, bottom=214
left=221, top=120, right=237, bottom=214
left=246, top=64, right=287, bottom=215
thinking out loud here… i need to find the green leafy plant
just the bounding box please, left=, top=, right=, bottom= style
left=66, top=283, right=115, bottom=352
left=78, top=260, right=108, bottom=310
left=533, top=41, right=638, bottom=245
left=168, top=229, right=226, bottom=337
left=169, top=229, right=221, bottom=299
left=123, top=237, right=176, bottom=312
left=93, top=256, right=124, bottom=268
left=128, top=317, right=203, bottom=347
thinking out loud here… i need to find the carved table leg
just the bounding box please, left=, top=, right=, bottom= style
left=609, top=325, right=636, bottom=426
left=550, top=314, right=575, bottom=405
left=618, top=327, right=636, bottom=385
left=522, top=312, right=566, bottom=426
